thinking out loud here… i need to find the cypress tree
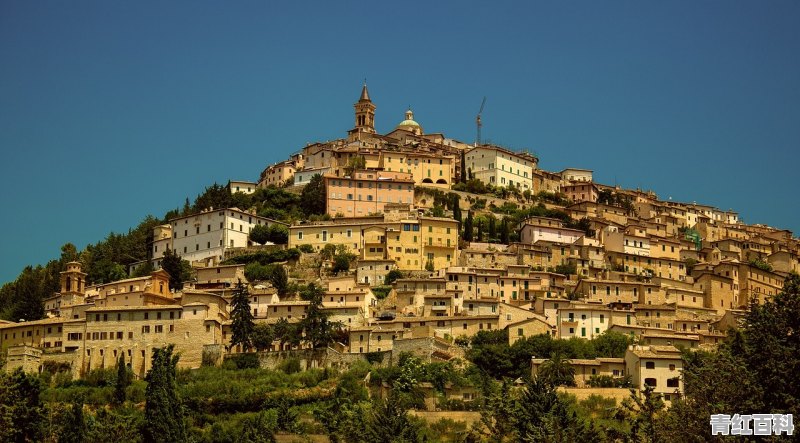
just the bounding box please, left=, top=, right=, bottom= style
left=113, top=354, right=130, bottom=405
left=230, top=279, right=254, bottom=351
left=143, top=345, right=186, bottom=443
left=460, top=150, right=467, bottom=183
left=463, top=211, right=474, bottom=242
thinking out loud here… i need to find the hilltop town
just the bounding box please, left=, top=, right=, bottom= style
left=2, top=84, right=799, bottom=440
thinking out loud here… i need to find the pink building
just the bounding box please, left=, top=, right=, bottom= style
left=325, top=170, right=414, bottom=217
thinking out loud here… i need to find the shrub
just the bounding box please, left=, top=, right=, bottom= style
left=371, top=286, right=392, bottom=300
left=227, top=354, right=261, bottom=370
left=298, top=244, right=314, bottom=253
left=278, top=358, right=301, bottom=374
left=365, top=352, right=385, bottom=365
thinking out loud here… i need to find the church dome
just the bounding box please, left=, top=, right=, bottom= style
left=396, top=108, right=423, bottom=135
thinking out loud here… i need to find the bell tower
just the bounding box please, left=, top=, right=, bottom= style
left=353, top=82, right=376, bottom=134
left=60, top=261, right=86, bottom=296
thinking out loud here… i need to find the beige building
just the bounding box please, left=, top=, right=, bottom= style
left=532, top=357, right=625, bottom=387
left=562, top=182, right=599, bottom=203
left=624, top=345, right=683, bottom=402
left=380, top=151, right=454, bottom=188
left=508, top=315, right=555, bottom=344
left=258, top=160, right=296, bottom=188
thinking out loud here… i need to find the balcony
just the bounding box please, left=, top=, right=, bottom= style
left=561, top=320, right=578, bottom=326
left=431, top=305, right=448, bottom=311
left=425, top=240, right=454, bottom=249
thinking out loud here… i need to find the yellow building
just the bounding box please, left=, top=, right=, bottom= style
left=288, top=209, right=459, bottom=271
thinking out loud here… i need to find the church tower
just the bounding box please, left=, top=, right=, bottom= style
left=60, top=261, right=86, bottom=296
left=353, top=83, right=376, bottom=134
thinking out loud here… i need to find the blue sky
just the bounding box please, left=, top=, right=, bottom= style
left=1, top=1, right=798, bottom=284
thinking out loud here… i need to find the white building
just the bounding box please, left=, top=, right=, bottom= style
left=604, top=227, right=651, bottom=257
left=519, top=217, right=584, bottom=245
left=557, top=304, right=635, bottom=339
left=465, top=145, right=538, bottom=190
left=170, top=208, right=286, bottom=266
left=294, top=167, right=330, bottom=186
left=560, top=168, right=593, bottom=183
left=229, top=181, right=257, bottom=195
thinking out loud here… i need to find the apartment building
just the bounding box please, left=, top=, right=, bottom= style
left=325, top=170, right=414, bottom=217
left=465, top=145, right=538, bottom=190
left=170, top=208, right=286, bottom=266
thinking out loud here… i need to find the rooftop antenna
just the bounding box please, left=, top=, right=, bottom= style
left=476, top=96, right=486, bottom=146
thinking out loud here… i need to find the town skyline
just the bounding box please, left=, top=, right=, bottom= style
left=2, top=1, right=799, bottom=284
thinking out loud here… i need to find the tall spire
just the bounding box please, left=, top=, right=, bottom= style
left=352, top=81, right=376, bottom=135
left=359, top=80, right=371, bottom=102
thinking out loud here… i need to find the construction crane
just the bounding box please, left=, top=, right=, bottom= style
left=475, top=96, right=486, bottom=146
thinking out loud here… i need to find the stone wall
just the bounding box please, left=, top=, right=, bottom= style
left=226, top=348, right=391, bottom=371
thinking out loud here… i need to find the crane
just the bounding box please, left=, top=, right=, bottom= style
left=476, top=96, right=486, bottom=146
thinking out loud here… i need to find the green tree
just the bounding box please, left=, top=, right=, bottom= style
left=513, top=376, right=598, bottom=442
left=273, top=318, right=301, bottom=350
left=143, top=345, right=186, bottom=443
left=617, top=385, right=665, bottom=443
left=239, top=410, right=278, bottom=443
left=0, top=368, right=45, bottom=443
left=537, top=352, right=576, bottom=387
left=160, top=248, right=190, bottom=291
left=344, top=155, right=367, bottom=176
left=593, top=330, right=632, bottom=358
left=59, top=402, right=87, bottom=443
left=244, top=262, right=271, bottom=282
left=252, top=323, right=275, bottom=351
left=452, top=195, right=461, bottom=223
left=300, top=284, right=340, bottom=349
left=730, top=273, right=800, bottom=414
left=459, top=150, right=467, bottom=183
left=249, top=224, right=271, bottom=245
left=114, top=355, right=131, bottom=405
left=332, top=252, right=354, bottom=275
left=300, top=174, right=326, bottom=217
left=192, top=183, right=232, bottom=213
left=230, top=279, right=254, bottom=351
left=463, top=211, right=474, bottom=242
left=383, top=269, right=404, bottom=286
left=499, top=217, right=510, bottom=244
left=473, top=379, right=516, bottom=442
left=265, top=264, right=289, bottom=296
left=9, top=266, right=45, bottom=321
left=659, top=348, right=763, bottom=442
left=366, top=393, right=421, bottom=443
left=488, top=215, right=497, bottom=241
left=266, top=224, right=289, bottom=244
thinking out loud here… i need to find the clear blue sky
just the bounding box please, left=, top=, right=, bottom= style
left=1, top=1, right=798, bottom=284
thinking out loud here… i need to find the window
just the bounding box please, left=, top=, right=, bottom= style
left=645, top=361, right=655, bottom=369
left=644, top=378, right=657, bottom=387
left=667, top=377, right=680, bottom=388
